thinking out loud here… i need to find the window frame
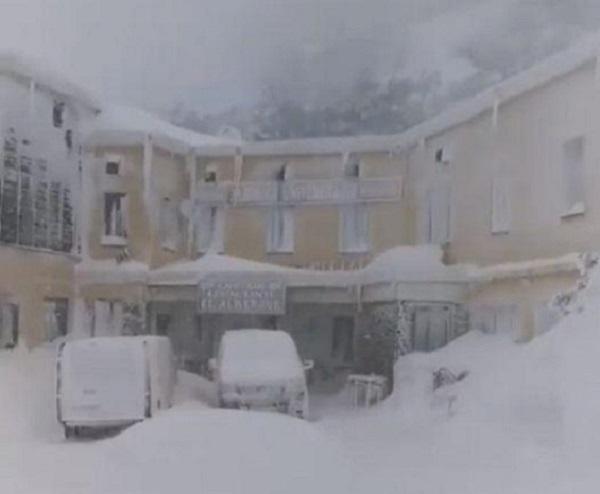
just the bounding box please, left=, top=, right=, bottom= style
left=195, top=205, right=225, bottom=254
left=159, top=197, right=180, bottom=252
left=102, top=192, right=128, bottom=246
left=338, top=203, right=370, bottom=254
left=560, top=135, right=586, bottom=218
left=44, top=298, right=69, bottom=341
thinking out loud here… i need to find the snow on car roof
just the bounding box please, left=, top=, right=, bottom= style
left=219, top=330, right=304, bottom=385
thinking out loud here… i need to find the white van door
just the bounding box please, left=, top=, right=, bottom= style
left=63, top=340, right=146, bottom=423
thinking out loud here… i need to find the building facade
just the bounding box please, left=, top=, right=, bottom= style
left=0, top=56, right=97, bottom=349
left=6, top=38, right=600, bottom=385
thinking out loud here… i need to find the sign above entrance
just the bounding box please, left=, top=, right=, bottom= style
left=198, top=273, right=287, bottom=315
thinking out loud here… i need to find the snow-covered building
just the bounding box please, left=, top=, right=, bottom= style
left=0, top=54, right=98, bottom=349
left=8, top=34, right=600, bottom=385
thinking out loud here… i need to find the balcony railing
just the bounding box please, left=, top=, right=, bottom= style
left=196, top=177, right=402, bottom=206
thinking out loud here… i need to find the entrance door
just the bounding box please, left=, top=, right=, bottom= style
left=412, top=304, right=452, bottom=352
left=331, top=316, right=354, bottom=363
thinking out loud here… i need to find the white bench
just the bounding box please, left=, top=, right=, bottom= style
left=347, top=374, right=388, bottom=408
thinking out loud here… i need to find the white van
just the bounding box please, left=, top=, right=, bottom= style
left=56, top=336, right=176, bottom=438
left=211, top=329, right=312, bottom=419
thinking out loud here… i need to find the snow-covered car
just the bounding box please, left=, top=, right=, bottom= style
left=211, top=329, right=311, bottom=419
left=56, top=336, right=177, bottom=438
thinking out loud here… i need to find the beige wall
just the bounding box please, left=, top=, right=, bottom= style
left=87, top=146, right=150, bottom=261
left=0, top=247, right=75, bottom=347
left=86, top=145, right=192, bottom=269
left=223, top=151, right=410, bottom=266
left=408, top=60, right=600, bottom=266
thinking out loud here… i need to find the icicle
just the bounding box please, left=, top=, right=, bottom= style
left=28, top=80, right=36, bottom=118
left=492, top=98, right=499, bottom=130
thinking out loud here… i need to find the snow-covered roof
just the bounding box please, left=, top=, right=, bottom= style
left=148, top=254, right=289, bottom=286
left=76, top=250, right=584, bottom=290
left=196, top=33, right=600, bottom=158
left=361, top=245, right=472, bottom=283
left=83, top=105, right=240, bottom=154
left=194, top=134, right=403, bottom=157
left=470, top=253, right=584, bottom=283
left=148, top=247, right=470, bottom=288
left=0, top=52, right=100, bottom=110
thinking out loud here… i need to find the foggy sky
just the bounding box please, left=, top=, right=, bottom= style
left=2, top=0, right=599, bottom=116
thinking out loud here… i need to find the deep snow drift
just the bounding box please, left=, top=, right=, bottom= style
left=4, top=267, right=600, bottom=492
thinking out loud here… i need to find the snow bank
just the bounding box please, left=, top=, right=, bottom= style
left=317, top=261, right=600, bottom=493
left=97, top=409, right=352, bottom=494
left=0, top=344, right=62, bottom=441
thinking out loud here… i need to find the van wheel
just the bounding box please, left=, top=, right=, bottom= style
left=64, top=426, right=73, bottom=439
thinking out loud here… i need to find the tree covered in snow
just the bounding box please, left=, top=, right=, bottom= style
left=355, top=304, right=400, bottom=390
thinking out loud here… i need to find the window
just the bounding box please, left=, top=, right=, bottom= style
left=491, top=178, right=511, bottom=234
left=267, top=207, right=294, bottom=253
left=470, top=304, right=520, bottom=341
left=196, top=206, right=224, bottom=253
left=94, top=300, right=123, bottom=337
left=159, top=197, right=180, bottom=251
left=53, top=101, right=65, bottom=128
left=106, top=160, right=120, bottom=175
left=276, top=163, right=292, bottom=181
left=65, top=130, right=73, bottom=151
left=435, top=147, right=450, bottom=165
left=44, top=298, right=68, bottom=341
left=0, top=303, right=18, bottom=349
left=156, top=314, right=171, bottom=336
left=561, top=136, right=585, bottom=217
left=425, top=184, right=451, bottom=244
left=534, top=302, right=561, bottom=337
left=332, top=316, right=354, bottom=363
left=339, top=204, right=369, bottom=253
left=103, top=193, right=127, bottom=242
left=344, top=153, right=361, bottom=178
left=204, top=164, right=217, bottom=183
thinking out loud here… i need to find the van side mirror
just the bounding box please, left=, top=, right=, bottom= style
left=303, top=359, right=314, bottom=371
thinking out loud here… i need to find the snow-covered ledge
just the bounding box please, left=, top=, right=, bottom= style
left=470, top=253, right=585, bottom=283
left=75, top=259, right=149, bottom=285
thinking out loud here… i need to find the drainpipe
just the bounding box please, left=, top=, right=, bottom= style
left=492, top=98, right=500, bottom=130
left=143, top=134, right=154, bottom=262
left=233, top=146, right=243, bottom=205
left=186, top=149, right=197, bottom=257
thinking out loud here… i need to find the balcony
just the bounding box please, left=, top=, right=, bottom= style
left=195, top=176, right=402, bottom=206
